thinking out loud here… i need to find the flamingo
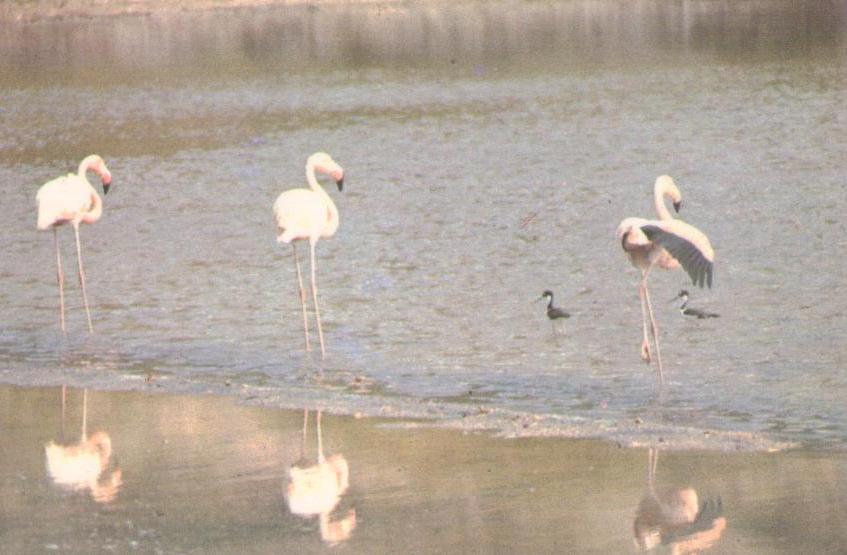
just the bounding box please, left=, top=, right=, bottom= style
left=273, top=152, right=344, bottom=359
left=36, top=155, right=113, bottom=333
left=616, top=176, right=714, bottom=384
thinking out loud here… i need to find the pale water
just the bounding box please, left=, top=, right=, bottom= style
left=1, top=0, right=846, bottom=450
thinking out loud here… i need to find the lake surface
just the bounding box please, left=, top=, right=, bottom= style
left=1, top=0, right=846, bottom=451
left=2, top=385, right=846, bottom=553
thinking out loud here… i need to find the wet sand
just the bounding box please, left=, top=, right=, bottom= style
left=2, top=384, right=846, bottom=553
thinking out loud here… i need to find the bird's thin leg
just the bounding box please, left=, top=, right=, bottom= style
left=316, top=410, right=325, bottom=464
left=81, top=388, right=88, bottom=440
left=638, top=278, right=651, bottom=364
left=292, top=243, right=311, bottom=352
left=60, top=384, right=66, bottom=442
left=73, top=224, right=93, bottom=333
left=309, top=241, right=326, bottom=359
left=647, top=448, right=658, bottom=493
left=643, top=282, right=664, bottom=385
left=53, top=228, right=66, bottom=334
left=300, top=408, right=308, bottom=460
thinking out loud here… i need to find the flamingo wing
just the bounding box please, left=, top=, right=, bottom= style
left=641, top=221, right=714, bottom=288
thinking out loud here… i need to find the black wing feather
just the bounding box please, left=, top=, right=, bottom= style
left=641, top=224, right=714, bottom=289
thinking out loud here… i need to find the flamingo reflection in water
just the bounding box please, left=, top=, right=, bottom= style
left=634, top=448, right=726, bottom=553
left=285, top=409, right=356, bottom=545
left=44, top=387, right=123, bottom=504
left=616, top=176, right=715, bottom=384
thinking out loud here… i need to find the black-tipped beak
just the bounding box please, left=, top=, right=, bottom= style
left=336, top=178, right=344, bottom=192
left=102, top=182, right=111, bottom=195
left=673, top=200, right=682, bottom=213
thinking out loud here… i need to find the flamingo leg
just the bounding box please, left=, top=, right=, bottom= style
left=638, top=278, right=651, bottom=364
left=81, top=388, right=88, bottom=440
left=292, top=243, right=311, bottom=352
left=643, top=282, right=664, bottom=385
left=309, top=240, right=326, bottom=359
left=300, top=408, right=308, bottom=461
left=72, top=224, right=93, bottom=333
left=316, top=410, right=324, bottom=464
left=53, top=228, right=66, bottom=334
left=60, top=384, right=66, bottom=442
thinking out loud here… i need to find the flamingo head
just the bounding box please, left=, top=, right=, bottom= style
left=655, top=175, right=681, bottom=213
left=308, top=152, right=344, bottom=192
left=79, top=155, right=112, bottom=194
left=100, top=167, right=112, bottom=195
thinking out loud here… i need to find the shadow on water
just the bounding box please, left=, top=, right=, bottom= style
left=1, top=0, right=844, bottom=84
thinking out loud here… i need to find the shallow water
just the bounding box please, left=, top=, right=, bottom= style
left=2, top=385, right=847, bottom=553
left=1, top=1, right=846, bottom=450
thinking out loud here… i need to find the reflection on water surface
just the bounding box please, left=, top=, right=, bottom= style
left=2, top=386, right=846, bottom=552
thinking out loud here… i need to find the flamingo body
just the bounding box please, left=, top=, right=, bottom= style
left=274, top=188, right=336, bottom=244
left=36, top=174, right=102, bottom=230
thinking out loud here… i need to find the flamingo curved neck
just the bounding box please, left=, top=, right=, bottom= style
left=77, top=156, right=100, bottom=180
left=306, top=163, right=339, bottom=235
left=653, top=184, right=674, bottom=221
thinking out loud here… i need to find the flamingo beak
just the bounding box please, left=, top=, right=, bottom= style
left=102, top=180, right=111, bottom=195
left=673, top=200, right=682, bottom=213
left=336, top=177, right=344, bottom=192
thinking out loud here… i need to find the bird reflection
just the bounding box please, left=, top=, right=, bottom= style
left=634, top=448, right=726, bottom=553
left=44, top=386, right=122, bottom=504
left=285, top=409, right=356, bottom=545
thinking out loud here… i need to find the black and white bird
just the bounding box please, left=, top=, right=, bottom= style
left=672, top=290, right=719, bottom=319
left=537, top=290, right=570, bottom=335
left=537, top=290, right=570, bottom=320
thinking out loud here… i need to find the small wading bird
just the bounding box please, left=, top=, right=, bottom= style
left=671, top=290, right=719, bottom=319
left=36, top=155, right=113, bottom=333
left=273, top=152, right=344, bottom=359
left=616, top=176, right=714, bottom=384
left=537, top=290, right=570, bottom=334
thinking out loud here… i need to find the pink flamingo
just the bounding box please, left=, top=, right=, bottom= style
left=616, top=176, right=714, bottom=384
left=273, top=152, right=344, bottom=358
left=36, top=155, right=112, bottom=333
